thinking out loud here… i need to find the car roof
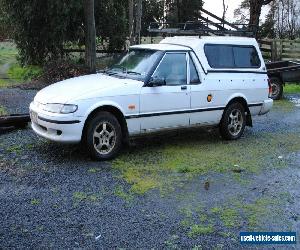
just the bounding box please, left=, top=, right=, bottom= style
left=130, top=43, right=191, bottom=51
left=130, top=36, right=258, bottom=52
left=160, top=36, right=259, bottom=50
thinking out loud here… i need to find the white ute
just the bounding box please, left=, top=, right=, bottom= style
left=29, top=36, right=273, bottom=160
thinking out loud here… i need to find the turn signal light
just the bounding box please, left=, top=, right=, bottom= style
left=267, top=78, right=272, bottom=98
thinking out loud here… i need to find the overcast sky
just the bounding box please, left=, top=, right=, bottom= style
left=204, top=0, right=269, bottom=22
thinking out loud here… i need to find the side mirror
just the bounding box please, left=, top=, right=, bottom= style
left=147, top=77, right=166, bottom=87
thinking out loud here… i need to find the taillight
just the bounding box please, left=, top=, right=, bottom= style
left=268, top=78, right=272, bottom=98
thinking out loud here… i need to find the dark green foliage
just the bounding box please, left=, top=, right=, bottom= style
left=258, top=4, right=276, bottom=39
left=165, top=0, right=204, bottom=23
left=0, top=0, right=12, bottom=40
left=2, top=0, right=204, bottom=65
left=95, top=0, right=127, bottom=51
left=3, top=0, right=83, bottom=65
left=3, top=0, right=128, bottom=65
left=141, top=0, right=164, bottom=35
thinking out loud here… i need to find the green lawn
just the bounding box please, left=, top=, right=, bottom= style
left=0, top=42, right=41, bottom=87
left=284, top=83, right=300, bottom=94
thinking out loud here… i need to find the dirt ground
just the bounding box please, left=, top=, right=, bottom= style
left=0, top=88, right=299, bottom=249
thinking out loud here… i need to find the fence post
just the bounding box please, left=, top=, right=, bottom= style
left=271, top=40, right=276, bottom=62
left=279, top=40, right=283, bottom=61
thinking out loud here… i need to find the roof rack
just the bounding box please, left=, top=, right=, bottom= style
left=147, top=8, right=257, bottom=38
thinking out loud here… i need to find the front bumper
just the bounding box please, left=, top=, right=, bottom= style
left=259, top=99, right=273, bottom=115
left=29, top=102, right=84, bottom=143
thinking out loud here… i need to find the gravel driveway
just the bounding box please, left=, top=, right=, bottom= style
left=0, top=88, right=299, bottom=249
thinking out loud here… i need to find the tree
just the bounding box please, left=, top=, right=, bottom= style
left=3, top=0, right=83, bottom=65
left=141, top=0, right=164, bottom=36
left=0, top=0, right=11, bottom=40
left=164, top=0, right=204, bottom=23
left=222, top=0, right=229, bottom=20
left=259, top=2, right=276, bottom=38
left=95, top=0, right=127, bottom=51
left=249, top=0, right=275, bottom=34
left=234, top=0, right=250, bottom=23
left=128, top=0, right=134, bottom=44
left=3, top=0, right=129, bottom=65
left=272, top=0, right=300, bottom=39
left=234, top=0, right=275, bottom=36
left=135, top=0, right=143, bottom=44
left=84, top=0, right=96, bottom=73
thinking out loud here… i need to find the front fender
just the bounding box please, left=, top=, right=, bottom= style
left=84, top=100, right=126, bottom=120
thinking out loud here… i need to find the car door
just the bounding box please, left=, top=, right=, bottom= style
left=140, top=52, right=190, bottom=131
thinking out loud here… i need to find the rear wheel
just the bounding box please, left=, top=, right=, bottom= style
left=220, top=103, right=246, bottom=140
left=86, top=112, right=122, bottom=160
left=270, top=77, right=283, bottom=100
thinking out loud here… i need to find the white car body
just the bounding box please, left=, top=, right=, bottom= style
left=29, top=36, right=273, bottom=144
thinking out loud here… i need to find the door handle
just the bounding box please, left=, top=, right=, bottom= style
left=181, top=86, right=187, bottom=90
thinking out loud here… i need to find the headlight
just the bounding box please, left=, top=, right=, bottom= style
left=43, top=103, right=78, bottom=114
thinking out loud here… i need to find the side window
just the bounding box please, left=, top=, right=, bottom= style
left=189, top=55, right=200, bottom=84
left=233, top=46, right=260, bottom=68
left=152, top=53, right=187, bottom=86
left=204, top=45, right=234, bottom=68
left=205, top=44, right=261, bottom=69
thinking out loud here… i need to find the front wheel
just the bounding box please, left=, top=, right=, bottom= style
left=86, top=112, right=122, bottom=160
left=220, top=103, right=246, bottom=140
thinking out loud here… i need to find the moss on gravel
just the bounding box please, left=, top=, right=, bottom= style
left=30, top=199, right=41, bottom=205
left=6, top=145, right=23, bottom=154
left=73, top=191, right=100, bottom=202
left=179, top=196, right=285, bottom=238
left=0, top=105, right=7, bottom=115
left=114, top=185, right=134, bottom=202
left=273, top=98, right=295, bottom=111
left=113, top=130, right=300, bottom=195
left=188, top=224, right=214, bottom=237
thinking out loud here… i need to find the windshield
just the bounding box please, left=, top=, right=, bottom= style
left=106, top=49, right=163, bottom=81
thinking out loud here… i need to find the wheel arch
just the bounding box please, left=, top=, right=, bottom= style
left=224, top=95, right=252, bottom=127
left=82, top=104, right=129, bottom=143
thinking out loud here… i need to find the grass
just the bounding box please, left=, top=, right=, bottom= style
left=273, top=98, right=295, bottom=111
left=211, top=207, right=240, bottom=228
left=30, top=199, right=41, bottom=205
left=88, top=168, right=101, bottom=173
left=6, top=145, right=23, bottom=154
left=73, top=191, right=100, bottom=202
left=0, top=42, right=42, bottom=87
left=284, top=83, right=300, bottom=94
left=114, top=185, right=134, bottom=202
left=0, top=42, right=18, bottom=65
left=233, top=197, right=283, bottom=230
left=188, top=224, right=214, bottom=237
left=179, top=196, right=286, bottom=238
left=113, top=129, right=300, bottom=195
left=0, top=105, right=7, bottom=116
left=7, top=64, right=42, bottom=82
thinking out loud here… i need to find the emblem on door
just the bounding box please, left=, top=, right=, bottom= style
left=207, top=94, right=213, bottom=102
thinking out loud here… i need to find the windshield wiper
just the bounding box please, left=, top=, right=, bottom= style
left=106, top=71, right=119, bottom=76
left=126, top=71, right=141, bottom=76
left=106, top=66, right=127, bottom=76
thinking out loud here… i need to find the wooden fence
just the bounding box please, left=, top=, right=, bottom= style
left=64, top=37, right=300, bottom=62
left=259, top=39, right=300, bottom=61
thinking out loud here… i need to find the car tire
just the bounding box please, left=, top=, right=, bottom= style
left=86, top=111, right=122, bottom=161
left=270, top=77, right=283, bottom=100
left=220, top=102, right=246, bottom=140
